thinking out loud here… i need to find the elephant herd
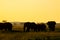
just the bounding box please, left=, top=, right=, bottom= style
left=0, top=21, right=56, bottom=32
left=24, top=21, right=56, bottom=32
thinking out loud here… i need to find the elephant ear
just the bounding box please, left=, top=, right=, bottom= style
left=47, top=22, right=50, bottom=25
left=53, top=22, right=56, bottom=25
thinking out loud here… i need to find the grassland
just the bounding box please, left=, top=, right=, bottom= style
left=0, top=28, right=60, bottom=40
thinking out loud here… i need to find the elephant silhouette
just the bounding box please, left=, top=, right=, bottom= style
left=24, top=22, right=36, bottom=32
left=47, top=21, right=56, bottom=31
left=0, top=22, right=12, bottom=31
left=36, top=23, right=46, bottom=32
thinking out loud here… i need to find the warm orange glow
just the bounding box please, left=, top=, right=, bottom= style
left=0, top=0, right=60, bottom=23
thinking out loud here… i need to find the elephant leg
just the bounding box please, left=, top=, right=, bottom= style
left=38, top=29, right=40, bottom=32
left=34, top=26, right=38, bottom=32
left=49, top=28, right=52, bottom=31
left=52, top=27, right=55, bottom=31
left=4, top=28, right=7, bottom=31
left=26, top=27, right=30, bottom=32
left=34, top=28, right=36, bottom=32
left=8, top=27, right=12, bottom=31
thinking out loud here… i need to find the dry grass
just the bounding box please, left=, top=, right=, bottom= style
left=0, top=25, right=60, bottom=40
left=0, top=31, right=60, bottom=40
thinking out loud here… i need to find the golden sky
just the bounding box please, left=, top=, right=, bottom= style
left=0, top=0, right=60, bottom=23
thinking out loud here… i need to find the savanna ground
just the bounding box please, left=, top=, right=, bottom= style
left=0, top=27, right=60, bottom=40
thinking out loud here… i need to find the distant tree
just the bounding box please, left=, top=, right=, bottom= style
left=2, top=20, right=7, bottom=23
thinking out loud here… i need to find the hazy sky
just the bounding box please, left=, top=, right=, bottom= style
left=0, top=0, right=60, bottom=23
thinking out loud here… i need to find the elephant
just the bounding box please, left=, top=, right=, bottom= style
left=0, top=22, right=12, bottom=31
left=3, top=22, right=12, bottom=31
left=0, top=23, right=4, bottom=30
left=36, top=23, right=46, bottom=32
left=47, top=21, right=56, bottom=31
left=24, top=22, right=36, bottom=32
